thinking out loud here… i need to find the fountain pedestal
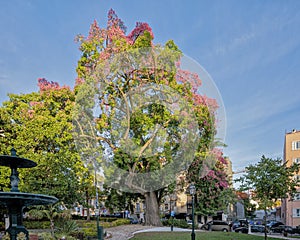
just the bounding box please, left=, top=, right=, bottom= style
left=0, top=148, right=58, bottom=240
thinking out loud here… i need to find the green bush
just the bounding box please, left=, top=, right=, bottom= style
left=162, top=218, right=190, bottom=229
left=102, top=218, right=130, bottom=228
left=55, top=219, right=79, bottom=235
left=0, top=221, right=5, bottom=230
left=79, top=218, right=130, bottom=238
left=76, top=218, right=130, bottom=229
left=24, top=220, right=50, bottom=229
left=38, top=232, right=55, bottom=240
left=82, top=227, right=97, bottom=238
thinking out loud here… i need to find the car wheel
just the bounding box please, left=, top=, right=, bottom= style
left=222, top=229, right=228, bottom=232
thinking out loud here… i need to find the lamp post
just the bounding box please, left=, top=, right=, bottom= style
left=189, top=183, right=196, bottom=240
left=170, top=193, right=177, bottom=231
left=94, top=166, right=103, bottom=240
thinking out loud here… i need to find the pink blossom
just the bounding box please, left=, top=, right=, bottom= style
left=127, top=22, right=154, bottom=44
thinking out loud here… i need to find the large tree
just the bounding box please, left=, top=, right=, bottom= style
left=74, top=9, right=219, bottom=226
left=236, top=155, right=300, bottom=239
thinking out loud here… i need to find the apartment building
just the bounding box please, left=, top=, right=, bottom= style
left=281, top=129, right=300, bottom=227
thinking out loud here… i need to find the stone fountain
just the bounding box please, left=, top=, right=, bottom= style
left=0, top=148, right=58, bottom=240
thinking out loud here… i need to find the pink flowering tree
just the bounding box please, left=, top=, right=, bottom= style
left=187, top=148, right=234, bottom=219
left=74, top=9, right=224, bottom=226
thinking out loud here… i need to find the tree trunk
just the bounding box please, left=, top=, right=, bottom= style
left=264, top=208, right=268, bottom=240
left=144, top=191, right=162, bottom=226
left=50, top=218, right=55, bottom=237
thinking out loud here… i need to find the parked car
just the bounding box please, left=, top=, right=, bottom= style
left=251, top=225, right=269, bottom=233
left=200, top=220, right=230, bottom=232
left=232, top=219, right=248, bottom=230
left=234, top=225, right=269, bottom=234
left=234, top=226, right=249, bottom=234
left=267, top=220, right=284, bottom=229
left=128, top=217, right=139, bottom=224
left=270, top=225, right=299, bottom=234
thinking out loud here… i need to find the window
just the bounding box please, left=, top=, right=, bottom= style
left=293, top=208, right=300, bottom=217
left=164, top=204, right=169, bottom=211
left=294, top=175, right=300, bottom=181
left=294, top=193, right=300, bottom=201
left=294, top=158, right=300, bottom=164
left=292, top=141, right=300, bottom=150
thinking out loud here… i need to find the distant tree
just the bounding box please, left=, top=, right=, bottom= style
left=236, top=155, right=300, bottom=240
left=103, top=187, right=142, bottom=214
left=243, top=196, right=257, bottom=219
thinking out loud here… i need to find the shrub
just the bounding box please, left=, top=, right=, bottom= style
left=162, top=218, right=190, bottom=229
left=79, top=218, right=130, bottom=238
left=38, top=232, right=55, bottom=240
left=82, top=227, right=97, bottom=238
left=24, top=220, right=50, bottom=229
left=55, top=219, right=79, bottom=235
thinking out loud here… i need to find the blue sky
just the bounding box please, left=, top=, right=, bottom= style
left=1, top=0, right=300, bottom=174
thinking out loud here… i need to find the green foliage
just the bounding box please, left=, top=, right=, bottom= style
left=236, top=155, right=300, bottom=240
left=187, top=151, right=235, bottom=217
left=38, top=232, right=55, bottom=240
left=162, top=218, right=190, bottom=228
left=74, top=9, right=221, bottom=227
left=80, top=218, right=130, bottom=237
left=24, top=220, right=50, bottom=229
left=0, top=79, right=98, bottom=209
left=0, top=221, right=5, bottom=230
left=103, top=187, right=142, bottom=213
left=243, top=197, right=257, bottom=218
left=81, top=227, right=97, bottom=238
left=236, top=155, right=300, bottom=209
left=55, top=219, right=79, bottom=236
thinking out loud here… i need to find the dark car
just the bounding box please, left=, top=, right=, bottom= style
left=200, top=220, right=230, bottom=232
left=267, top=221, right=284, bottom=229
left=128, top=217, right=139, bottom=224
left=251, top=225, right=269, bottom=233
left=232, top=219, right=250, bottom=233
left=232, top=221, right=240, bottom=230
left=232, top=219, right=249, bottom=230
left=234, top=225, right=269, bottom=234
left=234, top=226, right=249, bottom=234
left=271, top=225, right=296, bottom=234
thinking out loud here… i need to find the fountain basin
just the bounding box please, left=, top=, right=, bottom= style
left=0, top=149, right=59, bottom=240
left=0, top=192, right=58, bottom=207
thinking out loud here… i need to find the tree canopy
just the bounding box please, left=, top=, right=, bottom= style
left=237, top=155, right=300, bottom=208
left=73, top=9, right=229, bottom=225
left=0, top=78, right=92, bottom=206
left=236, top=155, right=300, bottom=239
left=0, top=9, right=232, bottom=226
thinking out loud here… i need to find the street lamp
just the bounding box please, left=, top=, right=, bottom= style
left=188, top=183, right=196, bottom=240
left=94, top=165, right=103, bottom=240
left=170, top=193, right=177, bottom=231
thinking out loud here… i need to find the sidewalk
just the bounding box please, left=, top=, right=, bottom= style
left=105, top=224, right=156, bottom=240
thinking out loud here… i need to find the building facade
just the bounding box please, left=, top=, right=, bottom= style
left=282, top=129, right=300, bottom=227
